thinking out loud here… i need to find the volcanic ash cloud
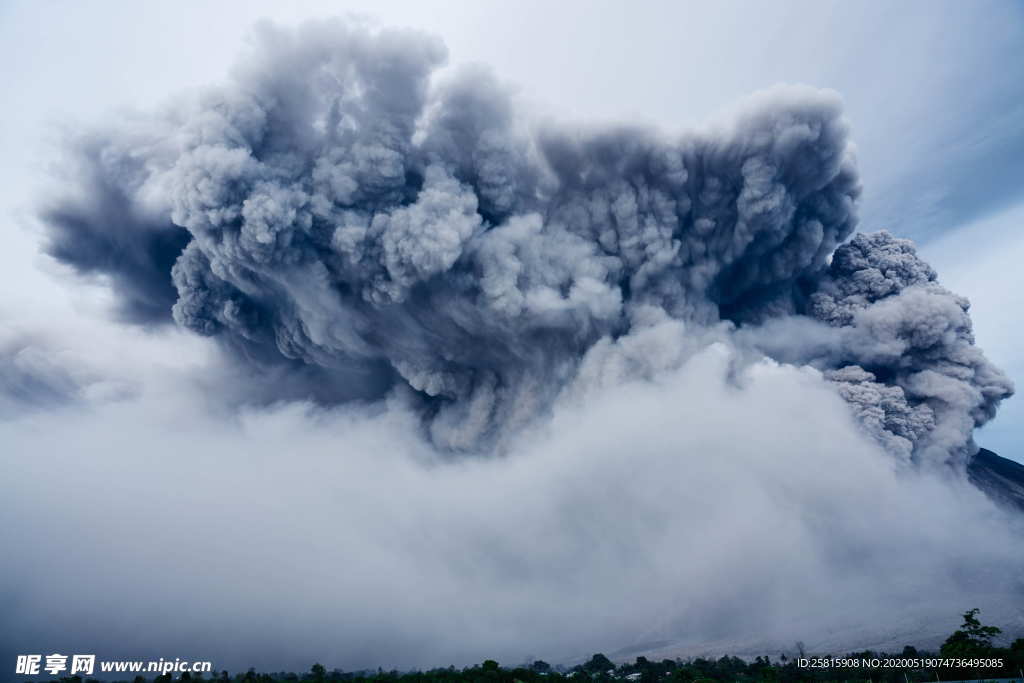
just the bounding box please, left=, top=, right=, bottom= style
left=38, top=19, right=1011, bottom=465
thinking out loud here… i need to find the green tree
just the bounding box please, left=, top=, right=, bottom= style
left=940, top=608, right=1002, bottom=657
left=669, top=668, right=695, bottom=683
left=1007, top=638, right=1024, bottom=670
left=582, top=655, right=614, bottom=675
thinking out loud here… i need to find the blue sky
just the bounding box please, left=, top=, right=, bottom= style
left=1, top=0, right=1022, bottom=457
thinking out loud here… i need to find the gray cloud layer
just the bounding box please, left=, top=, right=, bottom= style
left=1, top=331, right=1022, bottom=672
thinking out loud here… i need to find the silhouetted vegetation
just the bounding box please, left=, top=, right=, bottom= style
left=31, top=610, right=1024, bottom=683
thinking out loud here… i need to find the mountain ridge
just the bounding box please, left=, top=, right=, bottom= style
left=969, top=448, right=1024, bottom=513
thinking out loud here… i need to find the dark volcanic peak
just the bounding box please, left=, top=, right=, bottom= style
left=969, top=448, right=1024, bottom=513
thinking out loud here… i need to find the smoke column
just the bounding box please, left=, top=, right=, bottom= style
left=7, top=18, right=1022, bottom=672
left=39, top=19, right=1012, bottom=465
left=39, top=19, right=1009, bottom=465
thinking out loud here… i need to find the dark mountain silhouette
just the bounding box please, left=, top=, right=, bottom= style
left=969, top=448, right=1024, bottom=513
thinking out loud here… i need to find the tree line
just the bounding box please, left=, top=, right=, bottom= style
left=34, top=609, right=1024, bottom=683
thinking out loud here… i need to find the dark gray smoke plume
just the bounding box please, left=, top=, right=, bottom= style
left=40, top=19, right=1010, bottom=462
left=808, top=232, right=1014, bottom=464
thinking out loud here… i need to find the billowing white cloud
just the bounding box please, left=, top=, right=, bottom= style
left=1, top=318, right=1022, bottom=671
